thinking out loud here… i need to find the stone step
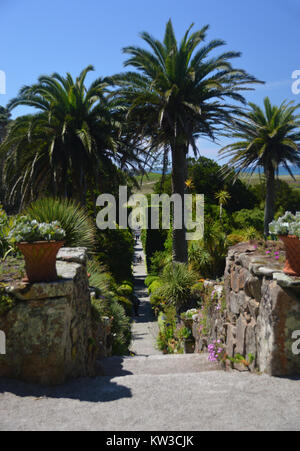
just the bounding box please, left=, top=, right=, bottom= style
left=98, top=353, right=220, bottom=377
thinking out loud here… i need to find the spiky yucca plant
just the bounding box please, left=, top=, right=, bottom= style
left=25, top=197, right=95, bottom=251
left=155, top=262, right=197, bottom=313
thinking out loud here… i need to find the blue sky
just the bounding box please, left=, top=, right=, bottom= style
left=1, top=0, right=300, bottom=161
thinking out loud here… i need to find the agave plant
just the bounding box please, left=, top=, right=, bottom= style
left=155, top=262, right=197, bottom=313
left=25, top=197, right=96, bottom=251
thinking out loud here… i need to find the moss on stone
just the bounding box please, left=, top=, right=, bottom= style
left=0, top=283, right=16, bottom=316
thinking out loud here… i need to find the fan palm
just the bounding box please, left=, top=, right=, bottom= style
left=111, top=19, right=261, bottom=262
left=220, top=97, right=300, bottom=235
left=0, top=66, right=142, bottom=208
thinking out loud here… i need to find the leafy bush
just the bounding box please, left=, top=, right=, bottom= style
left=25, top=197, right=95, bottom=250
left=156, top=306, right=181, bottom=353
left=227, top=227, right=263, bottom=245
left=88, top=259, right=132, bottom=355
left=251, top=179, right=300, bottom=215
left=95, top=226, right=134, bottom=282
left=232, top=208, right=264, bottom=232
left=87, top=260, right=115, bottom=294
left=188, top=223, right=229, bottom=278
left=149, top=250, right=171, bottom=276
left=145, top=275, right=159, bottom=287
left=91, top=295, right=131, bottom=355
left=141, top=224, right=168, bottom=272
left=9, top=217, right=65, bottom=243
left=117, top=283, right=134, bottom=298
left=0, top=206, right=13, bottom=258
left=0, top=284, right=16, bottom=316
left=88, top=259, right=132, bottom=313
left=148, top=279, right=163, bottom=294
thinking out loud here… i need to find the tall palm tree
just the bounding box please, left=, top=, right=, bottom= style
left=0, top=106, right=11, bottom=207
left=220, top=97, right=300, bottom=236
left=0, top=66, right=142, bottom=207
left=111, top=19, right=261, bottom=262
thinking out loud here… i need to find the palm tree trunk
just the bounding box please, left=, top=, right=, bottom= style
left=264, top=165, right=275, bottom=237
left=171, top=144, right=188, bottom=263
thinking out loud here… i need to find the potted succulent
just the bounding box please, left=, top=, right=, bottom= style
left=269, top=212, right=300, bottom=276
left=9, top=216, right=66, bottom=283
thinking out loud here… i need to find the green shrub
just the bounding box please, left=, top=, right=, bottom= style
left=0, top=284, right=15, bottom=316
left=145, top=275, right=159, bottom=287
left=227, top=226, right=263, bottom=246
left=116, top=295, right=133, bottom=316
left=232, top=208, right=264, bottom=233
left=88, top=259, right=133, bottom=315
left=148, top=279, right=163, bottom=294
left=156, top=306, right=181, bottom=353
left=0, top=206, right=10, bottom=258
left=121, top=280, right=134, bottom=288
left=189, top=222, right=229, bottom=279
left=117, top=284, right=134, bottom=298
left=149, top=250, right=171, bottom=276
left=150, top=293, right=165, bottom=315
left=95, top=226, right=134, bottom=282
left=142, top=225, right=167, bottom=272
left=25, top=197, right=96, bottom=250
left=87, top=260, right=115, bottom=294
left=91, top=295, right=132, bottom=355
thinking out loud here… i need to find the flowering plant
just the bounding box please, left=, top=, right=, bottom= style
left=208, top=340, right=224, bottom=362
left=9, top=216, right=66, bottom=243
left=269, top=211, right=300, bottom=237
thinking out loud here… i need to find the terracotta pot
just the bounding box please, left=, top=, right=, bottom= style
left=279, top=235, right=300, bottom=277
left=17, top=241, right=64, bottom=283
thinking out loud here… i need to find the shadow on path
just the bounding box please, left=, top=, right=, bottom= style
left=0, top=358, right=133, bottom=403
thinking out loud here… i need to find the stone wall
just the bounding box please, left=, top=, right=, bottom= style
left=192, top=243, right=300, bottom=376
left=0, top=248, right=110, bottom=385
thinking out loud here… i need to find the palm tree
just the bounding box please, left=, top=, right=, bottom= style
left=0, top=106, right=10, bottom=143
left=111, top=19, right=261, bottom=262
left=0, top=106, right=11, bottom=207
left=220, top=97, right=300, bottom=236
left=0, top=66, right=142, bottom=207
left=215, top=190, right=231, bottom=220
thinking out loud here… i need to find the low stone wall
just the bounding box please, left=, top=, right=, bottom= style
left=0, top=248, right=110, bottom=385
left=192, top=243, right=300, bottom=376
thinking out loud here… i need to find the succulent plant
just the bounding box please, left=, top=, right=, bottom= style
left=9, top=216, right=66, bottom=243
left=269, top=212, right=300, bottom=238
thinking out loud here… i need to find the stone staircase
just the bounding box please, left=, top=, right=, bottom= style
left=98, top=353, right=220, bottom=378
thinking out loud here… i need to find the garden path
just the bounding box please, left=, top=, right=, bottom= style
left=129, top=239, right=161, bottom=356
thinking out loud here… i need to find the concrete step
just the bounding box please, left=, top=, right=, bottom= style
left=98, top=353, right=220, bottom=377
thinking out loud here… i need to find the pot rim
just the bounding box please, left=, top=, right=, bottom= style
left=17, top=240, right=65, bottom=246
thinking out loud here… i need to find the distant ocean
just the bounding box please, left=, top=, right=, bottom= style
left=152, top=165, right=300, bottom=176
left=240, top=166, right=300, bottom=176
